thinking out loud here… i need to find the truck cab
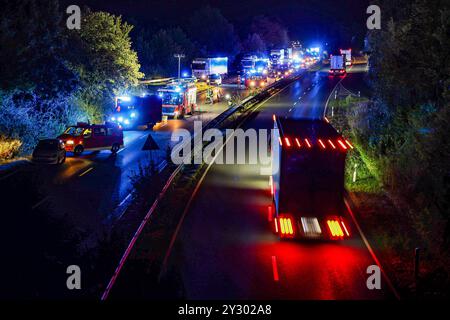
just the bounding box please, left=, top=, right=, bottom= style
left=158, top=82, right=197, bottom=119
left=271, top=117, right=353, bottom=240
left=58, top=122, right=124, bottom=156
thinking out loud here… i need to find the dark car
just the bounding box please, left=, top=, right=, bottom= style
left=32, top=139, right=66, bottom=164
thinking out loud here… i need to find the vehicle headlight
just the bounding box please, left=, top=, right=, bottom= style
left=66, top=140, right=75, bottom=145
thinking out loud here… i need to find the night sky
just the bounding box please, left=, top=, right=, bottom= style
left=62, top=0, right=370, bottom=47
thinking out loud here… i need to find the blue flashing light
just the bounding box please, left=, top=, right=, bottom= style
left=117, top=96, right=131, bottom=102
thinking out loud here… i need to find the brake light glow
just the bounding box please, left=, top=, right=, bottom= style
left=305, top=138, right=312, bottom=148
left=295, top=138, right=301, bottom=147
left=318, top=139, right=326, bottom=149
left=327, top=220, right=344, bottom=237
left=274, top=218, right=278, bottom=233
left=328, top=139, right=336, bottom=149
left=337, top=140, right=348, bottom=150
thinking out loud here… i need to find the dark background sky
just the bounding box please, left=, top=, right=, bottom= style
left=62, top=0, right=370, bottom=47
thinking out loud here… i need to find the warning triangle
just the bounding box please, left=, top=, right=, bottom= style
left=142, top=134, right=160, bottom=151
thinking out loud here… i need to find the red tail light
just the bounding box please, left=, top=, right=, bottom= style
left=295, top=138, right=301, bottom=147
left=318, top=139, right=326, bottom=149
left=284, top=137, right=291, bottom=147
left=328, top=139, right=336, bottom=149
left=345, top=139, right=354, bottom=149
left=278, top=137, right=283, bottom=146
left=337, top=139, right=348, bottom=150
left=277, top=216, right=295, bottom=237
left=304, top=138, right=312, bottom=148
left=340, top=220, right=350, bottom=236
left=327, top=219, right=344, bottom=238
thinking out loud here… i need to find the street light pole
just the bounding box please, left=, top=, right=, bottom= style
left=174, top=53, right=185, bottom=79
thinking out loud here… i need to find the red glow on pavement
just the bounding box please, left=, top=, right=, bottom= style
left=272, top=256, right=279, bottom=281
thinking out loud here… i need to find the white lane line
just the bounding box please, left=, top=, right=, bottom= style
left=32, top=196, right=49, bottom=210
left=79, top=167, right=94, bottom=177
left=344, top=199, right=401, bottom=300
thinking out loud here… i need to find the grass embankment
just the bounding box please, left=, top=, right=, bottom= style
left=327, top=95, right=450, bottom=298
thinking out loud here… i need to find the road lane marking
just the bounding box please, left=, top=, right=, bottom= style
left=32, top=196, right=49, bottom=210
left=272, top=256, right=279, bottom=281
left=0, top=170, right=19, bottom=181
left=79, top=167, right=93, bottom=177
left=344, top=199, right=401, bottom=300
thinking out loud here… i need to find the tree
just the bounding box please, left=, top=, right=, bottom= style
left=187, top=6, right=241, bottom=57
left=67, top=10, right=144, bottom=119
left=242, top=33, right=267, bottom=56
left=134, top=27, right=196, bottom=77
left=250, top=16, right=289, bottom=49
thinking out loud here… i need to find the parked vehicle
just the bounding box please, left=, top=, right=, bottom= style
left=191, top=57, right=228, bottom=80
left=158, top=82, right=197, bottom=119
left=58, top=122, right=124, bottom=156
left=32, top=139, right=66, bottom=164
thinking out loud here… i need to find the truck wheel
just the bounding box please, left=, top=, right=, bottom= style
left=74, top=145, right=84, bottom=156
left=111, top=143, right=120, bottom=154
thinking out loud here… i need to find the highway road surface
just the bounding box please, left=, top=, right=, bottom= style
left=0, top=86, right=246, bottom=298
left=150, top=65, right=398, bottom=300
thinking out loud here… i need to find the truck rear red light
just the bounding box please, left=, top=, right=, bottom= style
left=274, top=218, right=279, bottom=233
left=284, top=137, right=291, bottom=147
left=337, top=139, right=347, bottom=150
left=295, top=138, right=301, bottom=147
left=341, top=220, right=350, bottom=236
left=345, top=139, right=354, bottom=149
left=328, top=139, right=336, bottom=149
left=318, top=139, right=326, bottom=149
left=327, top=219, right=344, bottom=238
left=278, top=137, right=283, bottom=146
left=304, top=138, right=312, bottom=148
left=278, top=216, right=295, bottom=237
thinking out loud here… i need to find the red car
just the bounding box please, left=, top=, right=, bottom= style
left=58, top=122, right=124, bottom=156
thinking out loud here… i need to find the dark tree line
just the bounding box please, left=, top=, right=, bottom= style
left=365, top=0, right=450, bottom=241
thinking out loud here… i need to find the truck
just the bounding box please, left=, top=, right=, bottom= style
left=270, top=49, right=285, bottom=69
left=329, top=54, right=346, bottom=76
left=270, top=117, right=353, bottom=240
left=240, top=56, right=269, bottom=83
left=191, top=57, right=228, bottom=80
left=158, top=81, right=197, bottom=119
left=111, top=95, right=162, bottom=129
left=340, top=49, right=352, bottom=66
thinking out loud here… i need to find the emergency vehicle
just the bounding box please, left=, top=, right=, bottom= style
left=111, top=94, right=162, bottom=129
left=58, top=122, right=124, bottom=156
left=270, top=117, right=353, bottom=240
left=158, top=82, right=197, bottom=119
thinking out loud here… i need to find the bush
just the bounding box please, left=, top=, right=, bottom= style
left=0, top=90, right=87, bottom=156
left=0, top=136, right=22, bottom=160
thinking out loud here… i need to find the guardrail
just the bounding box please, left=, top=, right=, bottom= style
left=101, top=68, right=307, bottom=300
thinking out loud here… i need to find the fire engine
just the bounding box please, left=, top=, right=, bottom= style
left=270, top=117, right=353, bottom=240
left=158, top=82, right=197, bottom=119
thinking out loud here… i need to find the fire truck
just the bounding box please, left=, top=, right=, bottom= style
left=270, top=117, right=353, bottom=240
left=158, top=82, right=197, bottom=119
